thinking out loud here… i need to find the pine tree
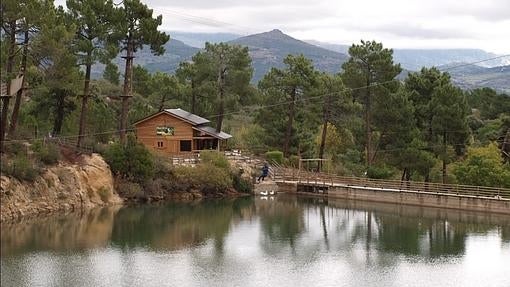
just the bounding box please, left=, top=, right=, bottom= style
left=257, top=54, right=318, bottom=157
left=66, top=0, right=119, bottom=147
left=113, top=0, right=169, bottom=143
left=342, top=40, right=401, bottom=167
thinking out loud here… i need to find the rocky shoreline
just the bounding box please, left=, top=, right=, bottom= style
left=1, top=154, right=122, bottom=222
left=1, top=153, right=253, bottom=222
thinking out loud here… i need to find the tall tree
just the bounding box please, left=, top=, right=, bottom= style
left=66, top=0, right=118, bottom=147
left=315, top=73, right=353, bottom=171
left=430, top=83, right=469, bottom=183
left=0, top=0, right=22, bottom=152
left=342, top=40, right=401, bottom=167
left=114, top=0, right=169, bottom=143
left=7, top=0, right=53, bottom=136
left=405, top=68, right=469, bottom=182
left=257, top=54, right=318, bottom=157
left=30, top=8, right=80, bottom=136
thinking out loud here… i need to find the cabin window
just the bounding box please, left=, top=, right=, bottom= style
left=156, top=126, right=174, bottom=136
left=180, top=140, right=192, bottom=152
left=157, top=141, right=164, bottom=148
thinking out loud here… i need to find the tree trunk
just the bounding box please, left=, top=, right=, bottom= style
left=283, top=87, right=296, bottom=157
left=8, top=28, right=29, bottom=136
left=52, top=90, right=66, bottom=136
left=120, top=38, right=134, bottom=144
left=190, top=79, right=196, bottom=114
left=318, top=93, right=331, bottom=172
left=158, top=93, right=166, bottom=112
left=0, top=20, right=17, bottom=153
left=442, top=131, right=447, bottom=184
left=365, top=76, right=372, bottom=167
left=216, top=66, right=225, bottom=133
left=77, top=55, right=92, bottom=148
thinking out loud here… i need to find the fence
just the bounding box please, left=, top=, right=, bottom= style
left=272, top=167, right=510, bottom=200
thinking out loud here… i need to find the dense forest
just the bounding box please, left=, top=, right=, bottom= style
left=1, top=0, right=509, bottom=187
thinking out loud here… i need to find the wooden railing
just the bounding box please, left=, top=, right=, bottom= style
left=272, top=167, right=510, bottom=200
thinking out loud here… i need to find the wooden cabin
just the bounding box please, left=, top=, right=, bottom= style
left=133, top=108, right=232, bottom=155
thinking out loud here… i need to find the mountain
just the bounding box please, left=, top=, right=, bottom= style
left=168, top=31, right=241, bottom=48
left=90, top=30, right=508, bottom=92
left=307, top=40, right=509, bottom=71
left=440, top=64, right=510, bottom=94
left=229, top=29, right=349, bottom=82
left=91, top=38, right=200, bottom=79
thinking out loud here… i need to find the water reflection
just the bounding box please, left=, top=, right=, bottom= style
left=2, top=196, right=510, bottom=286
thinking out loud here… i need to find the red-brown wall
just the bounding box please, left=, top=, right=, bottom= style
left=135, top=112, right=195, bottom=154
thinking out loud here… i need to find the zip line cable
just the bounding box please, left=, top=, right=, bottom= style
left=2, top=53, right=508, bottom=145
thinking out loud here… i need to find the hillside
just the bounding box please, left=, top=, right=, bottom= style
left=91, top=30, right=509, bottom=92
left=307, top=40, right=509, bottom=71
left=229, top=29, right=349, bottom=82
left=91, top=38, right=200, bottom=79
left=443, top=64, right=510, bottom=93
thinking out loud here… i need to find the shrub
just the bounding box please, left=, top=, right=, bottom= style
left=266, top=150, right=284, bottom=164
left=115, top=179, right=144, bottom=198
left=35, top=142, right=60, bottom=165
left=366, top=165, right=395, bottom=179
left=103, top=134, right=154, bottom=182
left=97, top=187, right=112, bottom=202
left=232, top=172, right=252, bottom=193
left=2, top=154, right=39, bottom=181
left=453, top=143, right=510, bottom=187
left=174, top=163, right=232, bottom=193
left=200, top=150, right=230, bottom=169
left=4, top=142, right=26, bottom=155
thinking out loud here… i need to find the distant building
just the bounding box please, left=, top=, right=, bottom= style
left=133, top=108, right=232, bottom=155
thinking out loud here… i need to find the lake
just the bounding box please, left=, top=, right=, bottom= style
left=2, top=195, right=510, bottom=287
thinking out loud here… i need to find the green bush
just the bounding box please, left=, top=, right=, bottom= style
left=366, top=165, right=395, bottom=179
left=103, top=134, right=154, bottom=183
left=2, top=154, right=39, bottom=181
left=4, top=142, right=26, bottom=155
left=174, top=163, right=232, bottom=193
left=266, top=150, right=284, bottom=164
left=233, top=172, right=252, bottom=193
left=34, top=142, right=60, bottom=165
left=200, top=150, right=230, bottom=169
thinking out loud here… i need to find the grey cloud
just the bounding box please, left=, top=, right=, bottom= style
left=345, top=22, right=472, bottom=40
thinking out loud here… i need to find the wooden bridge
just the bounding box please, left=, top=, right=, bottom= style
left=271, top=166, right=510, bottom=201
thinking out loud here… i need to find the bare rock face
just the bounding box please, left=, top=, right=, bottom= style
left=0, top=153, right=122, bottom=222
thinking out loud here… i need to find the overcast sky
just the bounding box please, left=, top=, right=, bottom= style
left=56, top=0, right=510, bottom=54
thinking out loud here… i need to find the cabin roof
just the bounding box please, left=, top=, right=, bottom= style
left=165, top=108, right=210, bottom=125
left=133, top=108, right=210, bottom=126
left=193, top=126, right=232, bottom=140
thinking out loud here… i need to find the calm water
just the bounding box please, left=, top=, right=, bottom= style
left=2, top=196, right=510, bottom=287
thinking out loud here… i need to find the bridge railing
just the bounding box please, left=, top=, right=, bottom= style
left=272, top=167, right=510, bottom=200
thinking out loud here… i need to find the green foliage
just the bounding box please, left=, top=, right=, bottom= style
left=453, top=143, right=510, bottom=187
left=232, top=171, right=252, bottom=193
left=103, top=135, right=154, bottom=182
left=467, top=88, right=510, bottom=120
left=103, top=62, right=120, bottom=85
left=342, top=40, right=402, bottom=166
left=200, top=150, right=230, bottom=169
left=266, top=151, right=284, bottom=164
left=256, top=54, right=319, bottom=156
left=32, top=141, right=60, bottom=165
left=366, top=164, right=395, bottom=179
left=174, top=164, right=233, bottom=193
left=1, top=154, right=40, bottom=182
left=176, top=42, right=254, bottom=130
